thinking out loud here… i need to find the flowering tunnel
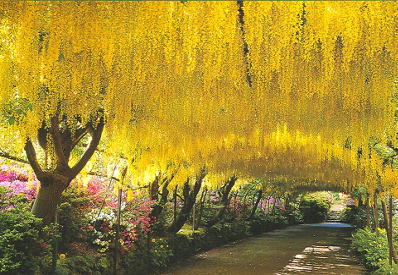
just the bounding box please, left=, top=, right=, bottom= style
left=0, top=1, right=398, bottom=274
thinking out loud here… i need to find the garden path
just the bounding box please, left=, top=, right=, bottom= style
left=158, top=222, right=369, bottom=275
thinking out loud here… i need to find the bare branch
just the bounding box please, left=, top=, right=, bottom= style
left=24, top=139, right=45, bottom=179
left=0, top=149, right=29, bottom=164
left=87, top=171, right=120, bottom=181
left=70, top=126, right=89, bottom=150
left=50, top=115, right=68, bottom=167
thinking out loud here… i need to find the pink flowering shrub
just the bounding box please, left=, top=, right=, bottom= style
left=120, top=194, right=155, bottom=252
left=226, top=196, right=252, bottom=220
left=0, top=166, right=37, bottom=212
left=84, top=191, right=155, bottom=253
left=56, top=176, right=157, bottom=255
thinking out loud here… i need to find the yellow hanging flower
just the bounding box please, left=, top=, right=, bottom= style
left=59, top=254, right=66, bottom=259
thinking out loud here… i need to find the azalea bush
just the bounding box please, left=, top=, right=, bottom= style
left=0, top=167, right=38, bottom=211
left=83, top=190, right=155, bottom=254
left=119, top=194, right=154, bottom=253
left=58, top=177, right=106, bottom=250
left=226, top=195, right=252, bottom=221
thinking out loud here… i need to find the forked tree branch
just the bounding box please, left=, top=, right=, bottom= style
left=71, top=117, right=105, bottom=179
left=50, top=115, right=68, bottom=167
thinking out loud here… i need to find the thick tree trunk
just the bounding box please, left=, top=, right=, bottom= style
left=167, top=168, right=206, bottom=234
left=207, top=176, right=237, bottom=227
left=248, top=190, right=262, bottom=220
left=31, top=180, right=67, bottom=226
left=381, top=198, right=398, bottom=264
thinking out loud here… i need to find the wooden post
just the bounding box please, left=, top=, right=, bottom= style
left=114, top=187, right=122, bottom=274
left=389, top=195, right=393, bottom=266
left=114, top=167, right=127, bottom=275
left=172, top=186, right=178, bottom=260
left=52, top=210, right=59, bottom=271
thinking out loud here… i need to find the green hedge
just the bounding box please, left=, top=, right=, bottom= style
left=298, top=193, right=330, bottom=223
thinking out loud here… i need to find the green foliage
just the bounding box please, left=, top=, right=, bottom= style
left=284, top=207, right=303, bottom=225
left=350, top=227, right=389, bottom=269
left=149, top=237, right=173, bottom=270
left=58, top=191, right=93, bottom=250
left=331, top=192, right=340, bottom=201
left=119, top=245, right=149, bottom=274
left=340, top=205, right=367, bottom=228
left=298, top=192, right=330, bottom=223
left=0, top=205, right=52, bottom=275
left=372, top=263, right=398, bottom=275
left=57, top=255, right=113, bottom=275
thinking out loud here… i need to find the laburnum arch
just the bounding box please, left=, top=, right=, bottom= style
left=0, top=1, right=398, bottom=224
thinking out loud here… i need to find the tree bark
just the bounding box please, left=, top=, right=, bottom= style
left=207, top=176, right=238, bottom=227
left=31, top=180, right=66, bottom=227
left=167, top=168, right=206, bottom=234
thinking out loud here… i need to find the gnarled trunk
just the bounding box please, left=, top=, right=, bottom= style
left=207, top=176, right=237, bottom=227
left=167, top=168, right=206, bottom=234
left=150, top=170, right=178, bottom=222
